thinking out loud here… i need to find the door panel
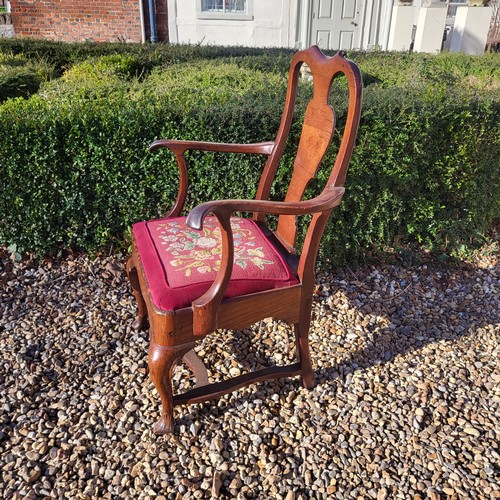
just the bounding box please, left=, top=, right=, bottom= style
left=318, top=0, right=333, bottom=18
left=311, top=0, right=362, bottom=50
left=339, top=31, right=354, bottom=49
left=342, top=0, right=356, bottom=19
left=316, top=30, right=331, bottom=48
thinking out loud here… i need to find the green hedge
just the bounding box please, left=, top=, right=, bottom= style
left=0, top=38, right=294, bottom=77
left=0, top=53, right=55, bottom=101
left=0, top=43, right=499, bottom=263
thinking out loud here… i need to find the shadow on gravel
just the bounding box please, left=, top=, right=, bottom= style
left=222, top=256, right=498, bottom=392
left=320, top=260, right=497, bottom=383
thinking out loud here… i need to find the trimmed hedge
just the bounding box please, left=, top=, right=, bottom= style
left=0, top=38, right=294, bottom=77
left=0, top=43, right=499, bottom=263
left=0, top=53, right=55, bottom=101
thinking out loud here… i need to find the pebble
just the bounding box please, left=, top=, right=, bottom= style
left=463, top=426, right=481, bottom=437
left=0, top=249, right=498, bottom=498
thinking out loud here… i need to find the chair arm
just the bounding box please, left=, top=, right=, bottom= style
left=149, top=140, right=275, bottom=217
left=149, top=139, right=275, bottom=156
left=187, top=186, right=345, bottom=229
left=185, top=186, right=345, bottom=336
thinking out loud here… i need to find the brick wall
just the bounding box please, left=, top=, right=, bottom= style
left=9, top=0, right=168, bottom=43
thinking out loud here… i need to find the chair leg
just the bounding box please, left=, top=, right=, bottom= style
left=183, top=349, right=209, bottom=388
left=126, top=257, right=148, bottom=330
left=294, top=322, right=315, bottom=389
left=148, top=342, right=193, bottom=435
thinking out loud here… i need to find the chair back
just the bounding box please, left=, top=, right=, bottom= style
left=255, top=46, right=363, bottom=259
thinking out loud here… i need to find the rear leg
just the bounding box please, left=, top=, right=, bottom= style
left=294, top=322, right=315, bottom=389
left=183, top=349, right=209, bottom=388
left=126, top=257, right=148, bottom=330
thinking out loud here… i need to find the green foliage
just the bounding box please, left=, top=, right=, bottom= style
left=348, top=50, right=500, bottom=92
left=0, top=53, right=55, bottom=101
left=0, top=38, right=294, bottom=77
left=322, top=87, right=499, bottom=263
left=62, top=54, right=146, bottom=81
left=0, top=40, right=498, bottom=263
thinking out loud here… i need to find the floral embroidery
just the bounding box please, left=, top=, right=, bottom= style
left=156, top=218, right=274, bottom=277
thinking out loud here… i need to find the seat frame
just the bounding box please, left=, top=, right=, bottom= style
left=127, top=46, right=363, bottom=434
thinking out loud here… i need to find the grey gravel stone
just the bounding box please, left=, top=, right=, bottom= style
left=0, top=249, right=498, bottom=498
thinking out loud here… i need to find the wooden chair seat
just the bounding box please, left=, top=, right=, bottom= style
left=132, top=215, right=299, bottom=311
left=127, top=46, right=363, bottom=434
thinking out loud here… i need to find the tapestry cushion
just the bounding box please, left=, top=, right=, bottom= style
left=132, top=216, right=299, bottom=311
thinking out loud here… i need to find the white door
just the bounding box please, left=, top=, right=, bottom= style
left=310, top=0, right=362, bottom=50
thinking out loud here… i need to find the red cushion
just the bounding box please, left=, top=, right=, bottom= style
left=132, top=216, right=299, bottom=311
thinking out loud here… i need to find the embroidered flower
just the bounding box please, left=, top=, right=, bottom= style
left=196, top=237, right=218, bottom=248
left=158, top=234, right=179, bottom=244
left=157, top=218, right=275, bottom=277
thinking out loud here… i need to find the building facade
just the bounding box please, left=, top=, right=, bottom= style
left=168, top=0, right=394, bottom=50
left=8, top=0, right=168, bottom=43
left=3, top=0, right=495, bottom=54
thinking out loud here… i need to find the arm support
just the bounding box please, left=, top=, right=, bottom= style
left=185, top=186, right=345, bottom=336
left=150, top=139, right=275, bottom=156
left=149, top=139, right=275, bottom=217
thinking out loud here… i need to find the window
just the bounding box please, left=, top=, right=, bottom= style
left=198, top=0, right=253, bottom=20
left=202, top=0, right=246, bottom=13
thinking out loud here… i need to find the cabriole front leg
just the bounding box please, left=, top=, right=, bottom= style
left=148, top=342, right=194, bottom=434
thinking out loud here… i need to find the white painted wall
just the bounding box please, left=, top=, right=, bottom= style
left=413, top=3, right=447, bottom=52
left=387, top=4, right=414, bottom=51
left=168, top=0, right=299, bottom=48
left=0, top=1, right=12, bottom=38
left=167, top=0, right=442, bottom=54
left=450, top=5, right=493, bottom=55
left=0, top=25, right=14, bottom=38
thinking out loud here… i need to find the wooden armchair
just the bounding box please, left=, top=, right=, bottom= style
left=127, top=46, right=363, bottom=434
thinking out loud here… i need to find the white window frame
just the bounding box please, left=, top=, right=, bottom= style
left=197, top=0, right=253, bottom=21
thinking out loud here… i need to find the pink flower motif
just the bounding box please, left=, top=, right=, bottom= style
left=167, top=242, right=185, bottom=251
left=158, top=234, right=179, bottom=243
left=196, top=237, right=218, bottom=249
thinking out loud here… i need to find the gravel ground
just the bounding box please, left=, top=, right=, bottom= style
left=0, top=249, right=498, bottom=499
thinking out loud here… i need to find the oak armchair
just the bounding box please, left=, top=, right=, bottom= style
left=127, top=46, right=363, bottom=434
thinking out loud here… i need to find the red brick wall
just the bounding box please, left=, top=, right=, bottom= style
left=9, top=0, right=168, bottom=43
